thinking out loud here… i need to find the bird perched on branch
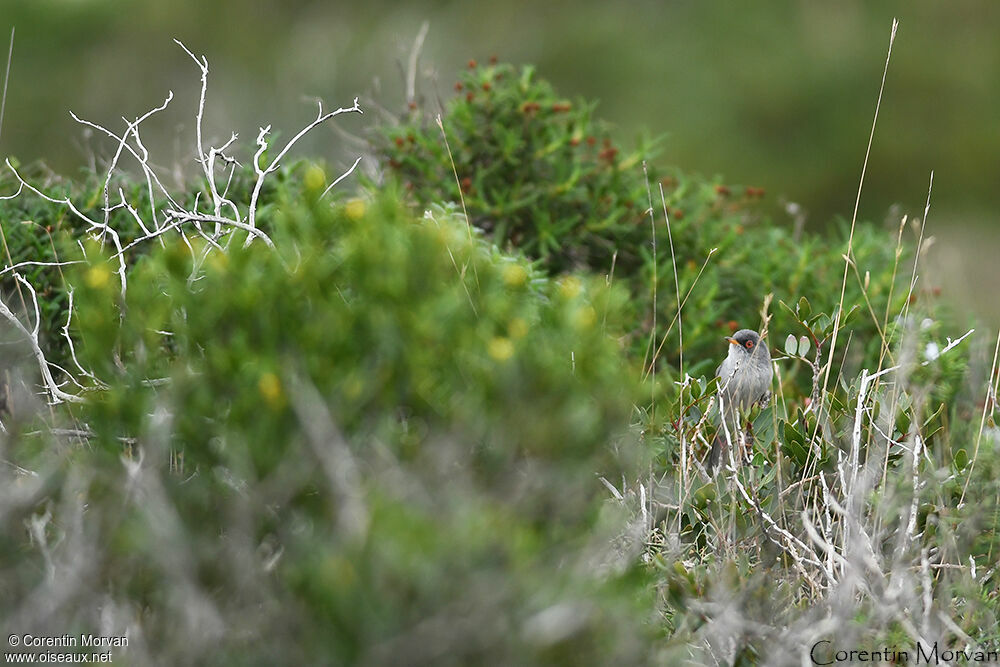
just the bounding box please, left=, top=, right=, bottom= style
left=706, top=329, right=772, bottom=475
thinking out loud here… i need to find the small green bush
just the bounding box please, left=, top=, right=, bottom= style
left=372, top=60, right=947, bottom=398
left=0, top=160, right=307, bottom=374
left=375, top=61, right=657, bottom=278
left=2, top=187, right=657, bottom=663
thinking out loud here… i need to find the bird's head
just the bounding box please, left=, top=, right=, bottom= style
left=725, top=329, right=764, bottom=357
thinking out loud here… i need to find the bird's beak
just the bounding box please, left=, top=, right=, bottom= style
left=725, top=337, right=739, bottom=346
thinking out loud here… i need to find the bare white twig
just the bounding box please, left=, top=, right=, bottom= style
left=99, top=92, right=174, bottom=234
left=0, top=39, right=364, bottom=415
left=0, top=259, right=84, bottom=279
left=247, top=97, right=363, bottom=244
left=801, top=509, right=848, bottom=577
left=321, top=155, right=364, bottom=199
left=847, top=364, right=900, bottom=497
left=598, top=475, right=624, bottom=501
left=0, top=274, right=83, bottom=403
left=174, top=40, right=244, bottom=235
left=61, top=288, right=106, bottom=388
left=69, top=111, right=182, bottom=215
left=920, top=327, right=974, bottom=366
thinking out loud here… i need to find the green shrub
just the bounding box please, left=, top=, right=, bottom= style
left=375, top=61, right=657, bottom=278
left=0, top=160, right=308, bottom=376
left=372, top=58, right=994, bottom=658
left=0, top=53, right=991, bottom=666
left=2, top=187, right=658, bottom=663
left=372, top=60, right=949, bottom=401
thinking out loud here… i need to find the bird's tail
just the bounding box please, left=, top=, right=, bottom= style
left=706, top=433, right=726, bottom=476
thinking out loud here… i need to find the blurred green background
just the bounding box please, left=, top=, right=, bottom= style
left=1, top=0, right=996, bottom=322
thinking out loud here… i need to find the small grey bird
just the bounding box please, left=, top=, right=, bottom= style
left=706, top=329, right=773, bottom=475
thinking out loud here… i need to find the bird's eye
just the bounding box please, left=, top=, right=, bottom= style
left=745, top=340, right=754, bottom=349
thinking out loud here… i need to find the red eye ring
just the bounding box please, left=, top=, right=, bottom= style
left=745, top=340, right=754, bottom=349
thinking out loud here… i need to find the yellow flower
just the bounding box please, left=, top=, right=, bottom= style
left=258, top=372, right=285, bottom=409
left=488, top=336, right=515, bottom=361
left=304, top=164, right=326, bottom=192
left=345, top=198, right=367, bottom=220
left=558, top=276, right=582, bottom=299
left=502, top=263, right=528, bottom=288
left=85, top=265, right=111, bottom=289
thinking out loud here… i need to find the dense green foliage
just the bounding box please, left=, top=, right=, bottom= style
left=376, top=61, right=970, bottom=459
left=0, top=161, right=306, bottom=373
left=0, top=56, right=995, bottom=665
left=1, top=187, right=663, bottom=663
left=377, top=61, right=657, bottom=276
left=374, top=61, right=953, bottom=391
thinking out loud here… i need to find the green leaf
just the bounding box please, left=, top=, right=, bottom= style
left=954, top=448, right=969, bottom=469
left=778, top=299, right=797, bottom=320
left=896, top=408, right=911, bottom=435
left=759, top=463, right=778, bottom=487
left=693, top=482, right=716, bottom=509
left=781, top=422, right=809, bottom=466
left=923, top=402, right=945, bottom=428
left=797, top=335, right=810, bottom=356
left=797, top=296, right=811, bottom=319
left=784, top=334, right=797, bottom=356
left=753, top=406, right=776, bottom=446
left=781, top=437, right=809, bottom=467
